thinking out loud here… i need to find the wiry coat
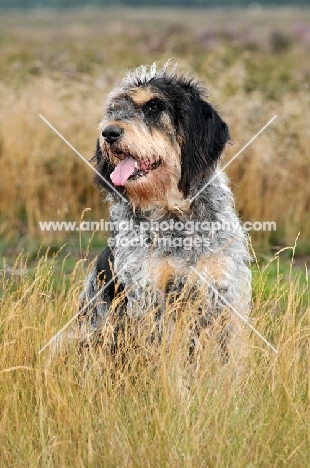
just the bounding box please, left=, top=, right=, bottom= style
left=79, top=63, right=251, bottom=355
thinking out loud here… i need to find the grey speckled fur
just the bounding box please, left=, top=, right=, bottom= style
left=79, top=170, right=251, bottom=346
left=78, top=63, right=251, bottom=353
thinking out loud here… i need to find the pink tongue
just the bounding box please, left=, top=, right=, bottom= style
left=110, top=157, right=136, bottom=186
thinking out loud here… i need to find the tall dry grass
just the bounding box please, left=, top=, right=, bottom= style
left=0, top=249, right=309, bottom=467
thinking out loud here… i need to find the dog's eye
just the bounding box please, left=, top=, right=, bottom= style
left=143, top=100, right=163, bottom=115
left=147, top=102, right=159, bottom=112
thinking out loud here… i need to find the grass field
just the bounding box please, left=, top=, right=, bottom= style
left=1, top=246, right=309, bottom=466
left=0, top=7, right=310, bottom=467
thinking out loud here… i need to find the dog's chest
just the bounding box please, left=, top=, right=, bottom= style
left=112, top=223, right=194, bottom=291
left=109, top=202, right=228, bottom=293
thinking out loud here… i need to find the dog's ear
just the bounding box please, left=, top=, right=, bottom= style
left=179, top=94, right=231, bottom=197
left=91, top=138, right=126, bottom=197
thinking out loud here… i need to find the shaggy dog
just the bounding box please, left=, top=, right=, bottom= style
left=78, top=63, right=251, bottom=357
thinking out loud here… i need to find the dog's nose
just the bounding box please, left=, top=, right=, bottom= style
left=102, top=125, right=123, bottom=144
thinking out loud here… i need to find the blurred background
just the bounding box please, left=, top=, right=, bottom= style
left=0, top=1, right=310, bottom=272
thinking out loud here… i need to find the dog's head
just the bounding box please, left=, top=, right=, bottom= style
left=93, top=63, right=231, bottom=210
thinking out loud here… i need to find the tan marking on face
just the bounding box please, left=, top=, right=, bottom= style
left=129, top=87, right=157, bottom=106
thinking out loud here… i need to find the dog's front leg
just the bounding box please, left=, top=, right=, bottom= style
left=78, top=246, right=120, bottom=348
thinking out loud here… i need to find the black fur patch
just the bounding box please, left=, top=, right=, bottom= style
left=95, top=245, right=116, bottom=301
left=178, top=90, right=231, bottom=197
